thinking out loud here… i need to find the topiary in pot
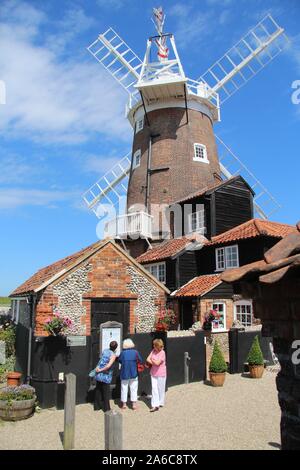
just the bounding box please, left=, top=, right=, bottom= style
left=209, top=341, right=227, bottom=386
left=247, top=335, right=264, bottom=378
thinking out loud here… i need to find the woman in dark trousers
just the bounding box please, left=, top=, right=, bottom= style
left=94, top=341, right=118, bottom=412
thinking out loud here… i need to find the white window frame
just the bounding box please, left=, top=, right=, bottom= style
left=135, top=118, right=144, bottom=133
left=215, top=245, right=239, bottom=271
left=188, top=209, right=205, bottom=234
left=193, top=143, right=209, bottom=163
left=132, top=149, right=141, bottom=169
left=234, top=300, right=253, bottom=327
left=212, top=302, right=227, bottom=332
left=145, top=262, right=166, bottom=284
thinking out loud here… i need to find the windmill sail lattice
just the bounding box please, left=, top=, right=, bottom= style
left=216, top=135, right=281, bottom=219
left=82, top=153, right=131, bottom=218
left=87, top=28, right=143, bottom=99
left=198, top=15, right=289, bottom=104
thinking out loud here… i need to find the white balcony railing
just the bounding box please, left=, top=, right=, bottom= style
left=104, top=211, right=153, bottom=239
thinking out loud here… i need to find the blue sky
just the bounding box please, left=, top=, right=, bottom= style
left=0, top=0, right=299, bottom=295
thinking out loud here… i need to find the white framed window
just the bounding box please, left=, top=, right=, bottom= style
left=193, top=143, right=209, bottom=163
left=188, top=209, right=205, bottom=234
left=216, top=245, right=239, bottom=271
left=234, top=300, right=253, bottom=327
left=145, top=262, right=166, bottom=284
left=212, top=302, right=226, bottom=332
left=132, top=149, right=141, bottom=169
left=135, top=118, right=144, bottom=133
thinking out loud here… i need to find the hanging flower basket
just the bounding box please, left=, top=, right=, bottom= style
left=43, top=311, right=72, bottom=337
left=154, top=307, right=176, bottom=332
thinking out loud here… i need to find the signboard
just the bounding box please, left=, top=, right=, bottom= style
left=66, top=335, right=87, bottom=347
left=0, top=341, right=5, bottom=365
left=99, top=321, right=122, bottom=357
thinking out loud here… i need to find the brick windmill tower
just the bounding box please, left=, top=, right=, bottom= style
left=83, top=7, right=288, bottom=256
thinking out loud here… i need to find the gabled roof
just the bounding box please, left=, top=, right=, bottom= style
left=11, top=239, right=170, bottom=297
left=172, top=274, right=222, bottom=297
left=172, top=175, right=254, bottom=205
left=206, top=219, right=296, bottom=247
left=136, top=236, right=203, bottom=264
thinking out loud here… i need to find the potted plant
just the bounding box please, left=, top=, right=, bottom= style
left=247, top=335, right=264, bottom=378
left=0, top=384, right=36, bottom=421
left=43, top=311, right=72, bottom=337
left=209, top=341, right=227, bottom=386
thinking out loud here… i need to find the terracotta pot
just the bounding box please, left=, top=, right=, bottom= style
left=249, top=364, right=264, bottom=379
left=209, top=372, right=226, bottom=387
left=7, top=372, right=22, bottom=387
left=0, top=397, right=36, bottom=421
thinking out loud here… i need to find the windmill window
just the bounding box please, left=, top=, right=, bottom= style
left=133, top=149, right=141, bottom=169
left=193, top=143, right=209, bottom=163
left=216, top=245, right=239, bottom=271
left=188, top=209, right=205, bottom=234
left=136, top=119, right=144, bottom=133
left=145, top=262, right=166, bottom=284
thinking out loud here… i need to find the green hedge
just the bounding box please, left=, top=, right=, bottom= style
left=0, top=325, right=16, bottom=357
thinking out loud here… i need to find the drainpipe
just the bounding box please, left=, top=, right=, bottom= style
left=26, top=294, right=36, bottom=384
left=145, top=134, right=152, bottom=212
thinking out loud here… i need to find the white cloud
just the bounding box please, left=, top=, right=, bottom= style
left=0, top=188, right=80, bottom=210
left=97, top=0, right=126, bottom=10
left=0, top=153, right=32, bottom=184
left=0, top=1, right=131, bottom=145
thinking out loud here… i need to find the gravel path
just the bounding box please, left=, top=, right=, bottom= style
left=0, top=369, right=281, bottom=450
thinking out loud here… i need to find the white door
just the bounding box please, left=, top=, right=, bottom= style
left=212, top=302, right=226, bottom=332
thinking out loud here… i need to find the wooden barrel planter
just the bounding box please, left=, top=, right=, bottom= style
left=0, top=397, right=36, bottom=421
left=249, top=364, right=264, bottom=379
left=209, top=372, right=226, bottom=387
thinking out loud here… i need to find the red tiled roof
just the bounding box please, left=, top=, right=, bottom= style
left=10, top=240, right=103, bottom=296
left=207, top=219, right=296, bottom=246
left=136, top=237, right=195, bottom=264
left=174, top=274, right=222, bottom=297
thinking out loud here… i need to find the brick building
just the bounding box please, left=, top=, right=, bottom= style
left=10, top=239, right=168, bottom=405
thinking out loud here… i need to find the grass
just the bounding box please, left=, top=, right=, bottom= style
left=0, top=297, right=10, bottom=306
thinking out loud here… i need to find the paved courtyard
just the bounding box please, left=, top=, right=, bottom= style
left=0, top=368, right=281, bottom=450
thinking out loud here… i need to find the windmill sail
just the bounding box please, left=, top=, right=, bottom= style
left=87, top=27, right=143, bottom=97
left=198, top=15, right=289, bottom=104
left=216, top=135, right=281, bottom=219
left=82, top=153, right=131, bottom=218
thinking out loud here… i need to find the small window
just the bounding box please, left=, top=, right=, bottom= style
left=136, top=118, right=144, bottom=133
left=212, top=302, right=226, bottom=331
left=132, top=149, right=141, bottom=169
left=188, top=209, right=205, bottom=234
left=216, top=245, right=239, bottom=271
left=234, top=301, right=253, bottom=327
left=193, top=143, right=208, bottom=163
left=145, top=262, right=166, bottom=284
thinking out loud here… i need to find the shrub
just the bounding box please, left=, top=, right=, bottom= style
left=0, top=324, right=16, bottom=357
left=209, top=341, right=227, bottom=373
left=247, top=335, right=264, bottom=366
left=0, top=384, right=36, bottom=403
left=0, top=356, right=16, bottom=383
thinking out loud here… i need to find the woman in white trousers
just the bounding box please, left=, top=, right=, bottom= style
left=146, top=338, right=167, bottom=412
left=118, top=338, right=143, bottom=410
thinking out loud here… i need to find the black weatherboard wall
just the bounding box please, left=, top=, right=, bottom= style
left=229, top=329, right=275, bottom=374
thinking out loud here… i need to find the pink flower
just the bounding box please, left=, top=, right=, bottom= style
left=45, top=318, right=51, bottom=324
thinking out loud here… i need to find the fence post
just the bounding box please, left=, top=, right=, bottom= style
left=63, top=373, right=76, bottom=450
left=184, top=352, right=191, bottom=384
left=105, top=410, right=123, bottom=450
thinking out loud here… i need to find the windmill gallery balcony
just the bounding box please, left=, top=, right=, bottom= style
left=104, top=211, right=153, bottom=239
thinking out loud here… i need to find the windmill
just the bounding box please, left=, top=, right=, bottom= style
left=83, top=8, right=288, bottom=243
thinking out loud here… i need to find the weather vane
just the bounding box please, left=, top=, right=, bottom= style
left=152, top=6, right=169, bottom=62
